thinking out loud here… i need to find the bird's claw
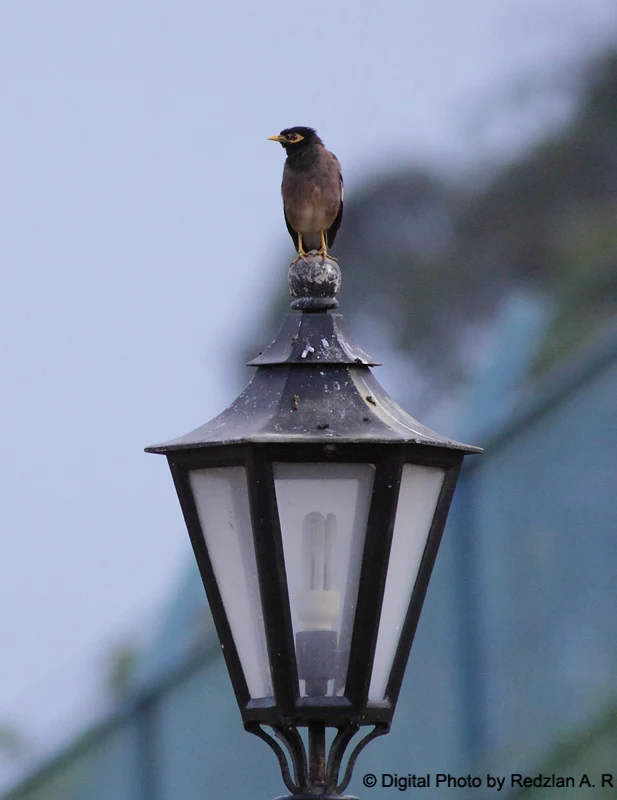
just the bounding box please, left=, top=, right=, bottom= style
left=292, top=249, right=337, bottom=264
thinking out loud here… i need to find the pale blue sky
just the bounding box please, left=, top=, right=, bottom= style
left=1, top=0, right=615, bottom=781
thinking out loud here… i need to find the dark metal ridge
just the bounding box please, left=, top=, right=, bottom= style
left=145, top=364, right=483, bottom=453
left=247, top=312, right=379, bottom=367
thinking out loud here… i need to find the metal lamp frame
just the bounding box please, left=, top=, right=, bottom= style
left=147, top=255, right=480, bottom=799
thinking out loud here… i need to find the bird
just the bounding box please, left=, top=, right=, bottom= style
left=268, top=126, right=343, bottom=262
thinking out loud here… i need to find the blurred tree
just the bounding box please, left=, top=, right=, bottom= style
left=106, top=641, right=139, bottom=700
left=460, top=51, right=617, bottom=375
left=0, top=727, right=26, bottom=761
left=510, top=701, right=617, bottom=798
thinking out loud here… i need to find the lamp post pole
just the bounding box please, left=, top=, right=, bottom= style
left=147, top=254, right=481, bottom=799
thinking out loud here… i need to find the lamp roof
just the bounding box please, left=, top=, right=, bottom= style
left=146, top=311, right=482, bottom=456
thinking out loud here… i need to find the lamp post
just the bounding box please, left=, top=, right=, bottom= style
left=146, top=256, right=481, bottom=799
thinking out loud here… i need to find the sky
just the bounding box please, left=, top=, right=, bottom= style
left=1, top=0, right=616, bottom=786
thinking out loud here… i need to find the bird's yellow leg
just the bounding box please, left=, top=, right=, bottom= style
left=317, top=230, right=338, bottom=261
left=291, top=232, right=309, bottom=264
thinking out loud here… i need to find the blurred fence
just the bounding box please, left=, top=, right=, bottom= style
left=1, top=640, right=285, bottom=800
left=454, top=322, right=617, bottom=796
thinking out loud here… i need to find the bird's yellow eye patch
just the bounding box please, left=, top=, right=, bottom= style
left=285, top=132, right=304, bottom=143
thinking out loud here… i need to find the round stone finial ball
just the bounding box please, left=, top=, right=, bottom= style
left=288, top=254, right=341, bottom=312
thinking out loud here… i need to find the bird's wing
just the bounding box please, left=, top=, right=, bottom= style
left=327, top=154, right=344, bottom=247
left=281, top=165, right=300, bottom=250
left=284, top=207, right=299, bottom=250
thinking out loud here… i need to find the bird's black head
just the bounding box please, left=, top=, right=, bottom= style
left=268, top=126, right=322, bottom=152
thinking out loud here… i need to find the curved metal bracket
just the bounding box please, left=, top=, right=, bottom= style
left=245, top=723, right=299, bottom=794
left=273, top=725, right=309, bottom=792
left=246, top=720, right=391, bottom=798
left=324, top=724, right=359, bottom=792
left=335, top=724, right=390, bottom=794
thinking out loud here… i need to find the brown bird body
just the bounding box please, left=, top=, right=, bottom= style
left=269, top=127, right=343, bottom=260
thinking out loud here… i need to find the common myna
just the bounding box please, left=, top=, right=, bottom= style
left=268, top=127, right=343, bottom=261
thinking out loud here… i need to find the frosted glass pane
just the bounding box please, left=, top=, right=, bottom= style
left=190, top=467, right=272, bottom=699
left=368, top=464, right=445, bottom=702
left=274, top=463, right=374, bottom=698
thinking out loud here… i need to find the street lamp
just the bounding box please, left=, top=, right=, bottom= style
left=146, top=256, right=481, bottom=799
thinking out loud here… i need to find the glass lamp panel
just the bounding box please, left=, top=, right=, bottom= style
left=273, top=463, right=375, bottom=699
left=368, top=464, right=445, bottom=702
left=189, top=466, right=273, bottom=699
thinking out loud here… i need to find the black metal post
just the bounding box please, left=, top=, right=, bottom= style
left=308, top=723, right=326, bottom=785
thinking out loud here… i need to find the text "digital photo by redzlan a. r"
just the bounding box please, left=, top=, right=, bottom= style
left=365, top=772, right=615, bottom=791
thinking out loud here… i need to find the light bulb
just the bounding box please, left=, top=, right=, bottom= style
left=297, top=511, right=341, bottom=631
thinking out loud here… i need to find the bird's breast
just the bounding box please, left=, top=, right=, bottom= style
left=282, top=168, right=340, bottom=233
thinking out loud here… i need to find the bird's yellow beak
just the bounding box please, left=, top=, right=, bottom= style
left=268, top=135, right=285, bottom=142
